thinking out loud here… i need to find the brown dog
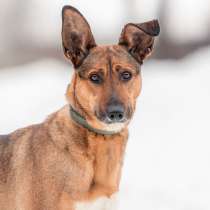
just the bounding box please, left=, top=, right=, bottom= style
left=0, top=5, right=160, bottom=210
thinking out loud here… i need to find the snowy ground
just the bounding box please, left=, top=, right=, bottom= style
left=0, top=47, right=210, bottom=209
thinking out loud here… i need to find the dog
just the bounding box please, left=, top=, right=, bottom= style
left=0, top=5, right=160, bottom=210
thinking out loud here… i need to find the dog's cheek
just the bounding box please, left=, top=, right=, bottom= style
left=88, top=94, right=99, bottom=114
left=77, top=82, right=94, bottom=112
left=78, top=80, right=104, bottom=119
left=126, top=75, right=142, bottom=116
left=65, top=75, right=76, bottom=104
left=133, top=73, right=142, bottom=98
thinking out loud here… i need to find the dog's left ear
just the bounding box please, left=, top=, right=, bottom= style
left=119, top=20, right=160, bottom=64
left=62, top=6, right=97, bottom=68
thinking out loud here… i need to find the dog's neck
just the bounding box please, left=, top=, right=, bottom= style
left=46, top=105, right=128, bottom=200
left=46, top=105, right=128, bottom=151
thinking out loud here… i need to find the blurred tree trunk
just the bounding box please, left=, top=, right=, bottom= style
left=154, top=0, right=210, bottom=60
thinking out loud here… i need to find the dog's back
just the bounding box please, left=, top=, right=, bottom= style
left=0, top=135, right=13, bottom=208
left=0, top=135, right=12, bottom=186
left=0, top=126, right=40, bottom=210
left=0, top=130, right=28, bottom=183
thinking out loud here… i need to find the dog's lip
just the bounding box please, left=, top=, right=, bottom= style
left=95, top=112, right=127, bottom=124
left=104, top=118, right=127, bottom=124
left=97, top=120, right=127, bottom=133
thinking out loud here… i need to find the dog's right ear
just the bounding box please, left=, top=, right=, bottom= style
left=62, top=6, right=97, bottom=68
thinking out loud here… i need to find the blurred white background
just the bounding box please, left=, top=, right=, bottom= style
left=0, top=0, right=210, bottom=209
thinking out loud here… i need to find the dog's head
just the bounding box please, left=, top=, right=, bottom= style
left=62, top=6, right=160, bottom=133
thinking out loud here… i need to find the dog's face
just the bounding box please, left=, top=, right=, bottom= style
left=62, top=6, right=160, bottom=132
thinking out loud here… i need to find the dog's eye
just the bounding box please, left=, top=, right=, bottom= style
left=120, top=71, right=132, bottom=81
left=89, top=74, right=102, bottom=84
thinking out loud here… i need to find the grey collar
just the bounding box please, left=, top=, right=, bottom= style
left=69, top=106, right=120, bottom=135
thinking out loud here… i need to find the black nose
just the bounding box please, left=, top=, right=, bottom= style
left=107, top=104, right=125, bottom=123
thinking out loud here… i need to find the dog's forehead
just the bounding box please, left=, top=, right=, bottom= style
left=78, top=45, right=139, bottom=71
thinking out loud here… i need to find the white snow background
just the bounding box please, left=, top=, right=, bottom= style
left=0, top=0, right=210, bottom=209
left=1, top=48, right=210, bottom=209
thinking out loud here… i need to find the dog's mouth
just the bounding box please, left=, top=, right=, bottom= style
left=99, top=121, right=127, bottom=133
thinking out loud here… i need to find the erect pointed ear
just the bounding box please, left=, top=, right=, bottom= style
left=62, top=6, right=97, bottom=68
left=119, top=20, right=160, bottom=64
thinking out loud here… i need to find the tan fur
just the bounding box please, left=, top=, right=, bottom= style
left=0, top=106, right=128, bottom=210
left=0, top=5, right=159, bottom=210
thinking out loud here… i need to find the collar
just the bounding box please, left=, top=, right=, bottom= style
left=69, top=106, right=120, bottom=136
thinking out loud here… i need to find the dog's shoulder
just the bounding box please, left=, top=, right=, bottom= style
left=0, top=124, right=42, bottom=184
left=0, top=124, right=41, bottom=162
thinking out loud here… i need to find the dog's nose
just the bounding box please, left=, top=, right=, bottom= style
left=107, top=104, right=125, bottom=123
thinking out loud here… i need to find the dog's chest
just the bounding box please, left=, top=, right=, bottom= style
left=75, top=193, right=118, bottom=210
left=59, top=192, right=118, bottom=210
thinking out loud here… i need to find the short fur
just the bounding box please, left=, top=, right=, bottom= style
left=0, top=6, right=159, bottom=210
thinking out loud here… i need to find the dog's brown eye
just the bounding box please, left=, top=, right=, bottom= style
left=120, top=71, right=132, bottom=81
left=89, top=74, right=102, bottom=84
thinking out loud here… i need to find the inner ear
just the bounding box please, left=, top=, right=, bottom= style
left=62, top=6, right=97, bottom=68
left=119, top=20, right=160, bottom=64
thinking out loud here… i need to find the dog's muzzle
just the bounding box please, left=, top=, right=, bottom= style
left=69, top=106, right=123, bottom=135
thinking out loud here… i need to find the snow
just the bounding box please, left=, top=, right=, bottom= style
left=120, top=47, right=210, bottom=209
left=166, top=0, right=210, bottom=43
left=0, top=59, right=71, bottom=132
left=0, top=47, right=210, bottom=209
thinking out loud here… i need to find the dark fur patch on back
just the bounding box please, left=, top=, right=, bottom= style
left=0, top=135, right=13, bottom=185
